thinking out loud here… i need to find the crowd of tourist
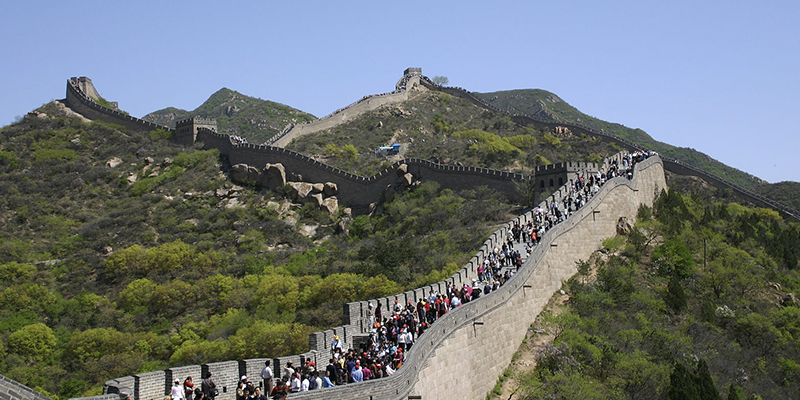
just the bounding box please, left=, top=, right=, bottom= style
left=177, top=151, right=654, bottom=399
left=229, top=135, right=248, bottom=145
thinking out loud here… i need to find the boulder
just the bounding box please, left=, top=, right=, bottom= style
left=616, top=217, right=633, bottom=235
left=322, top=197, right=339, bottom=215
left=401, top=172, right=413, bottom=187
left=261, top=163, right=287, bottom=189
left=324, top=182, right=338, bottom=196
left=396, top=163, right=408, bottom=177
left=309, top=193, right=324, bottom=208
left=287, top=182, right=314, bottom=200
left=231, top=164, right=260, bottom=186
left=311, top=183, right=325, bottom=193
left=106, top=157, right=123, bottom=168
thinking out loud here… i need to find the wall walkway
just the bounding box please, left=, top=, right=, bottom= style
left=267, top=76, right=425, bottom=147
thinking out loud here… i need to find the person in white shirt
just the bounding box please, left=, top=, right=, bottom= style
left=171, top=379, right=184, bottom=400
left=313, top=372, right=322, bottom=390
left=290, top=373, right=301, bottom=393
left=260, top=360, right=273, bottom=395
left=300, top=375, right=309, bottom=392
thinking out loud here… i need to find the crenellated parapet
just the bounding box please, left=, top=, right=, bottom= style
left=65, top=77, right=170, bottom=134
left=174, top=116, right=218, bottom=146
left=194, top=127, right=594, bottom=209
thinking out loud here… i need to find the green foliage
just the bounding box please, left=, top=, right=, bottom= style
left=149, top=128, right=172, bottom=140
left=542, top=133, right=562, bottom=146
left=652, top=239, right=696, bottom=278
left=667, top=360, right=721, bottom=400
left=452, top=129, right=523, bottom=165
left=341, top=144, right=358, bottom=159
left=33, top=148, right=78, bottom=163
left=173, top=149, right=219, bottom=169
left=602, top=235, right=626, bottom=251
left=104, top=240, right=217, bottom=281
left=129, top=165, right=186, bottom=195
left=665, top=275, right=688, bottom=313
left=7, top=323, right=56, bottom=362
left=431, top=76, right=449, bottom=86
left=0, top=150, right=20, bottom=171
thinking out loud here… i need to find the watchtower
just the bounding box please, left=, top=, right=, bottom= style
left=397, top=67, right=424, bottom=92
left=174, top=116, right=218, bottom=146
left=534, top=161, right=599, bottom=194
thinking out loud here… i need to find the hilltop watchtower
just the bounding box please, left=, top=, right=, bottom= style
left=174, top=116, right=218, bottom=146
left=396, top=67, right=424, bottom=92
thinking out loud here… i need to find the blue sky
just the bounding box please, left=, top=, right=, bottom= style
left=1, top=0, right=797, bottom=183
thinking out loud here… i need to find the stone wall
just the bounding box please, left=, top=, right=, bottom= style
left=65, top=78, right=168, bottom=134
left=0, top=375, right=53, bottom=400
left=268, top=75, right=424, bottom=148
left=196, top=128, right=599, bottom=209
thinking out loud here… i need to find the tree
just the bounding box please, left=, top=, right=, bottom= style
left=7, top=323, right=57, bottom=362
left=651, top=239, right=696, bottom=278
left=665, top=275, right=688, bottom=314
left=431, top=76, right=449, bottom=86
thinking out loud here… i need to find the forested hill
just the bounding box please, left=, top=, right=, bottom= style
left=473, top=90, right=765, bottom=188
left=143, top=88, right=315, bottom=144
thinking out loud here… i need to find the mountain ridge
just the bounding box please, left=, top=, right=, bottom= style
left=142, top=88, right=316, bottom=144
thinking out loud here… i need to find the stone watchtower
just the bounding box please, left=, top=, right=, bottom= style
left=535, top=161, right=600, bottom=194
left=174, top=116, right=218, bottom=146
left=396, top=67, right=424, bottom=92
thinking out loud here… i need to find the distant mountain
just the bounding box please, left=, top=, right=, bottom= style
left=143, top=88, right=316, bottom=144
left=473, top=89, right=768, bottom=190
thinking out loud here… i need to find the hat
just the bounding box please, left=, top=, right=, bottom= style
left=334, top=335, right=339, bottom=340
left=241, top=375, right=248, bottom=381
left=175, top=379, right=180, bottom=384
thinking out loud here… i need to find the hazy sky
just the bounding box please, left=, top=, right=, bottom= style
left=1, top=0, right=797, bottom=183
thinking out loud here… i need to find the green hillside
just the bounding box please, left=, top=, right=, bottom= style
left=143, top=88, right=316, bottom=144
left=473, top=89, right=766, bottom=190
left=287, top=90, right=620, bottom=177
left=0, top=104, right=516, bottom=398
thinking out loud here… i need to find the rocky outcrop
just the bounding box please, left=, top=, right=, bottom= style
left=229, top=162, right=341, bottom=215
left=261, top=163, right=287, bottom=189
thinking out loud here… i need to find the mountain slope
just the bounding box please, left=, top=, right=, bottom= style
left=287, top=89, right=620, bottom=177
left=474, top=89, right=767, bottom=190
left=143, top=88, right=316, bottom=144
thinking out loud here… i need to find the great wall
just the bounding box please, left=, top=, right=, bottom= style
left=0, top=71, right=791, bottom=400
